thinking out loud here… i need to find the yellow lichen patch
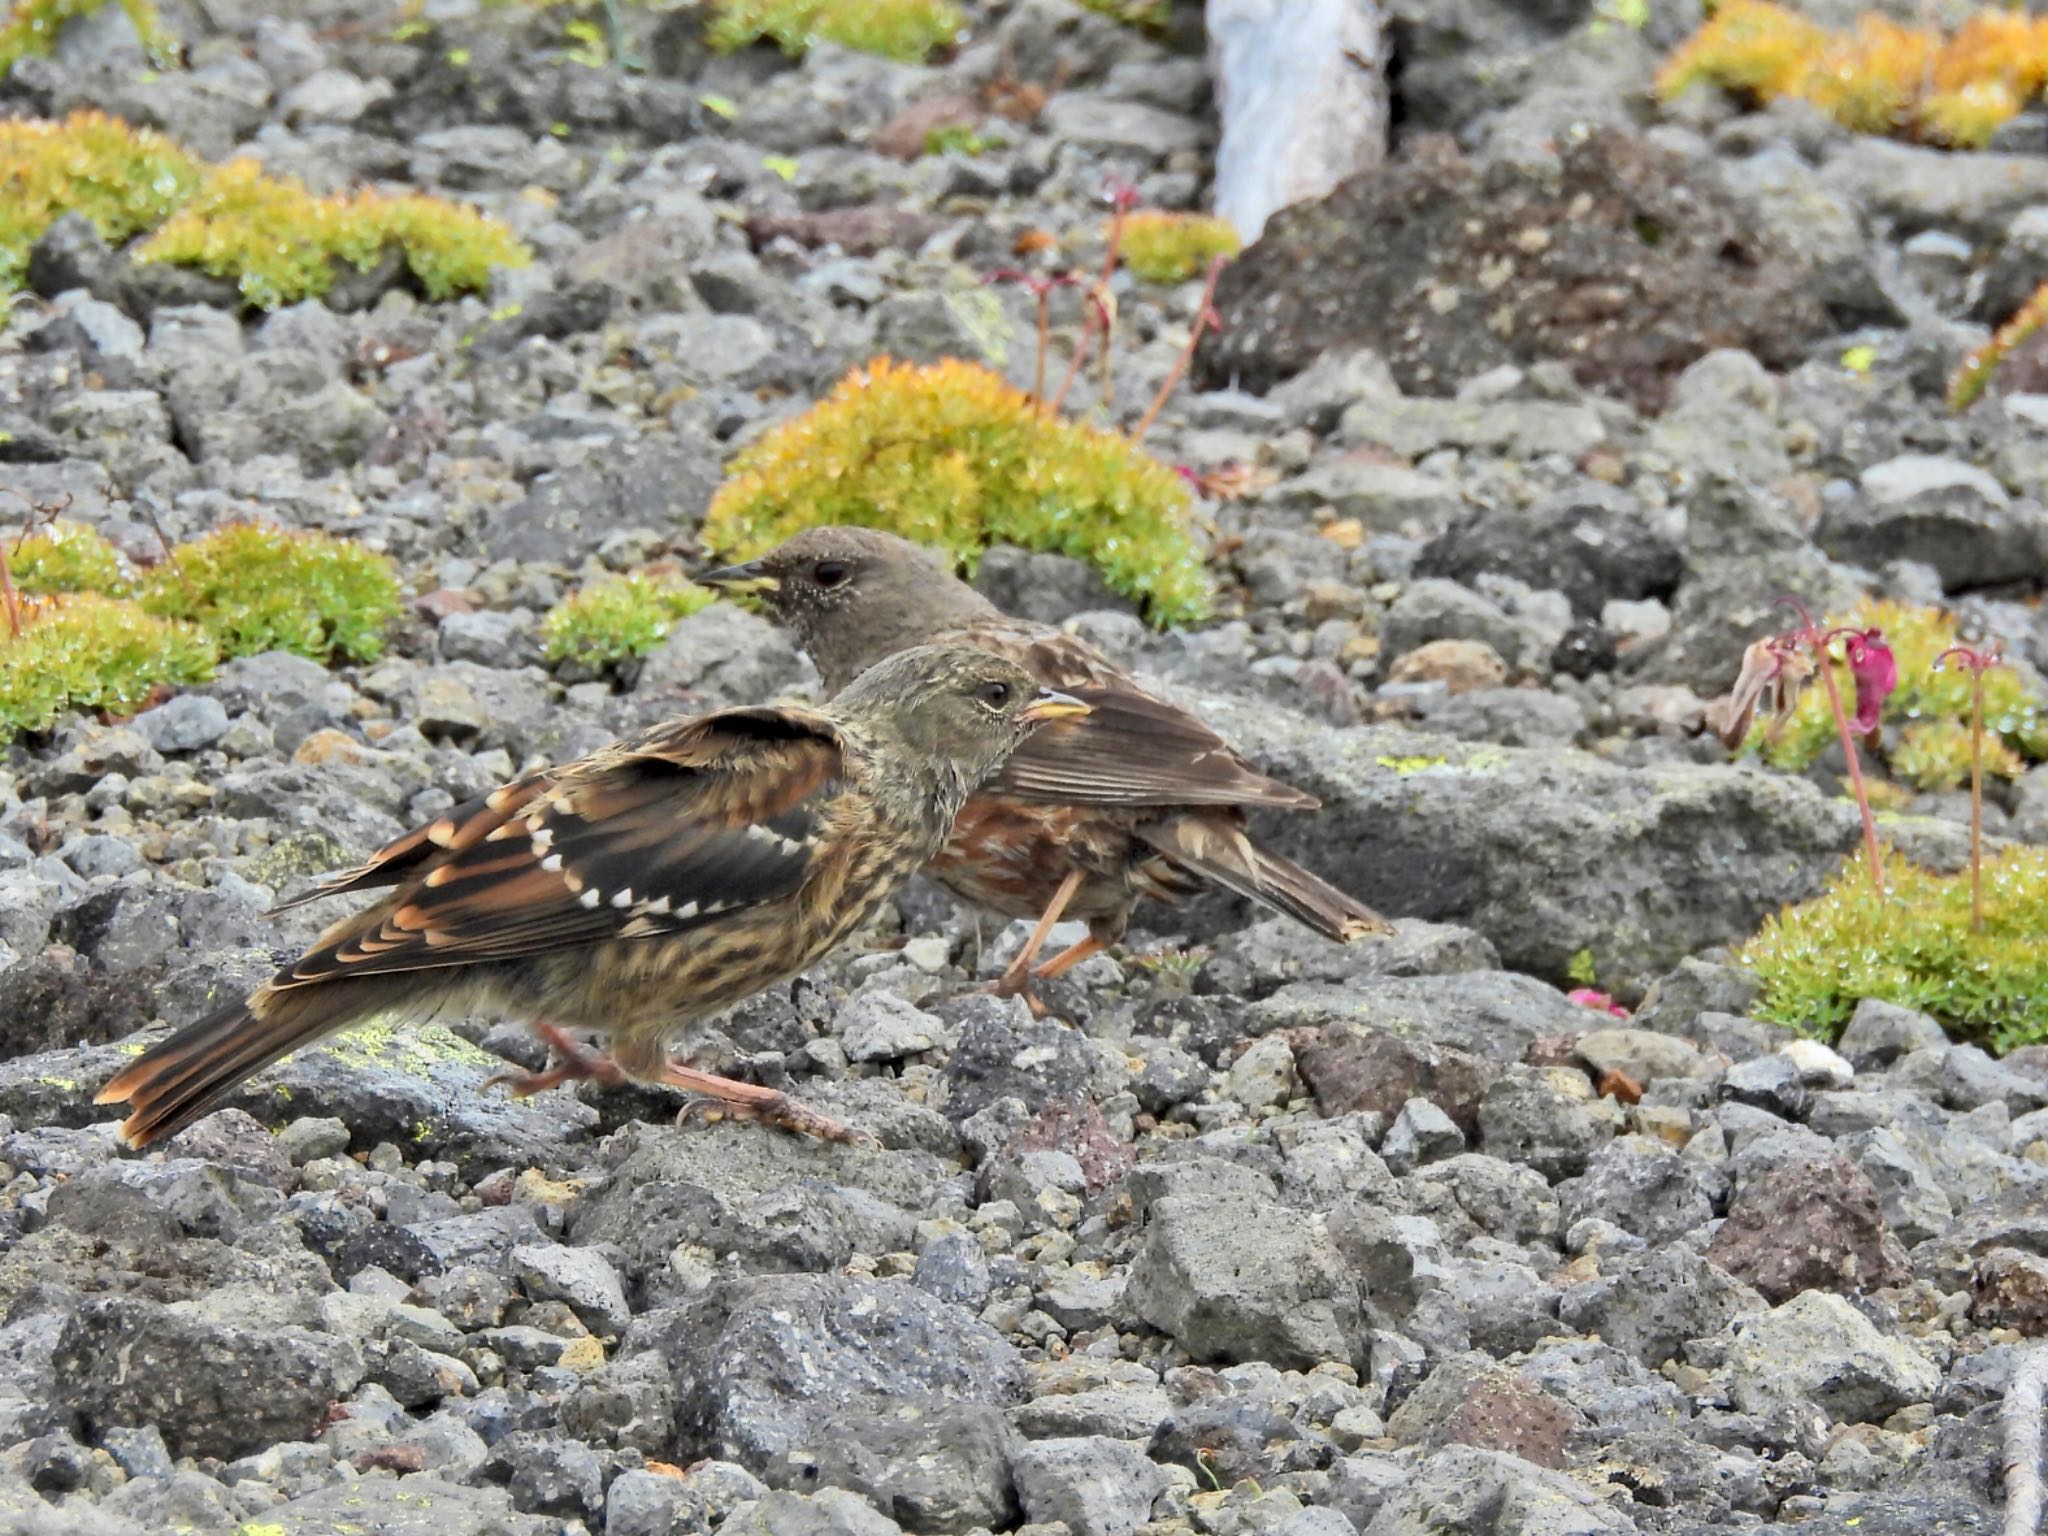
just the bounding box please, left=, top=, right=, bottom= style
left=702, top=356, right=1213, bottom=625
left=1117, top=211, right=1242, bottom=284
left=0, top=110, right=528, bottom=307
left=704, top=0, right=961, bottom=62
left=1658, top=1, right=2048, bottom=149
left=1739, top=846, right=2048, bottom=1050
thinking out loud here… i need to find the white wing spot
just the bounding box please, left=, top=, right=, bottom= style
left=579, top=888, right=602, bottom=909
left=611, top=888, right=636, bottom=909
left=674, top=900, right=699, bottom=920
left=643, top=895, right=672, bottom=915
left=540, top=853, right=564, bottom=873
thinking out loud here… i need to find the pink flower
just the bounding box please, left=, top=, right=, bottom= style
left=1567, top=988, right=1629, bottom=1018
left=1837, top=628, right=1897, bottom=736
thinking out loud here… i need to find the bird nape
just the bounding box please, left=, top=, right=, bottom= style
left=699, top=526, right=1390, bottom=1014
left=95, top=643, right=1087, bottom=1149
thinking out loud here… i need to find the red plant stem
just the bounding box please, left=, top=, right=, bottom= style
left=1032, top=290, right=1050, bottom=410
left=1970, top=671, right=1985, bottom=932
left=1046, top=293, right=1109, bottom=416
left=0, top=549, right=18, bottom=641
left=1780, top=597, right=1885, bottom=893
left=1132, top=257, right=1227, bottom=446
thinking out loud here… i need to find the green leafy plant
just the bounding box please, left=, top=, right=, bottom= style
left=702, top=355, right=1213, bottom=625
left=705, top=0, right=961, bottom=62
left=140, top=523, right=402, bottom=664
left=12, top=520, right=131, bottom=596
left=0, top=0, right=176, bottom=77
left=924, top=124, right=1004, bottom=157
left=0, top=593, right=214, bottom=741
left=1076, top=0, right=1171, bottom=29
left=1739, top=845, right=2048, bottom=1050
left=1659, top=3, right=2048, bottom=149
left=541, top=569, right=714, bottom=668
left=1951, top=281, right=2048, bottom=410
left=0, top=110, right=528, bottom=307
left=1118, top=211, right=1242, bottom=284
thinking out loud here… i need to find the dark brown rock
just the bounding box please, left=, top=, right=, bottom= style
left=745, top=206, right=945, bottom=256
left=1198, top=129, right=1829, bottom=412
left=1294, top=1027, right=1494, bottom=1136
left=1971, top=1248, right=2048, bottom=1335
left=1707, top=1157, right=1911, bottom=1304
left=1441, top=1371, right=1578, bottom=1470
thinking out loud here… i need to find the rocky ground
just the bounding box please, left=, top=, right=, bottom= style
left=2, top=1, right=2048, bottom=1533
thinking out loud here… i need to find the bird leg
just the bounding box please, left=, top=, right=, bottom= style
left=482, top=1021, right=626, bottom=1097
left=987, top=868, right=1086, bottom=1017
left=1032, top=934, right=1106, bottom=982
left=660, top=1060, right=873, bottom=1146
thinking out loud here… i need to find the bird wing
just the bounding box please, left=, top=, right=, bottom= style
left=939, top=623, right=1319, bottom=812
left=269, top=705, right=848, bottom=988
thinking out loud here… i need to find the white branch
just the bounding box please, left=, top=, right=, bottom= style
left=2005, top=1342, right=2048, bottom=1536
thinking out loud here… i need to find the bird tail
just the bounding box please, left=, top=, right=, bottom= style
left=95, top=980, right=397, bottom=1149
left=1136, top=816, right=1393, bottom=943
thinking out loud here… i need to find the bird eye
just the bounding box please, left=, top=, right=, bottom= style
left=978, top=679, right=1012, bottom=709
left=812, top=560, right=850, bottom=589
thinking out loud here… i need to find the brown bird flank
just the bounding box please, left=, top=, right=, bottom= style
left=96, top=644, right=1086, bottom=1148
left=700, top=527, right=1389, bottom=1010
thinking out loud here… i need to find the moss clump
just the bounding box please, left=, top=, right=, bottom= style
left=0, top=594, right=214, bottom=740
left=1118, top=212, right=1241, bottom=284
left=1658, top=2, right=2048, bottom=149
left=1889, top=718, right=2023, bottom=792
left=705, top=0, right=960, bottom=62
left=702, top=356, right=1213, bottom=625
left=0, top=110, right=528, bottom=307
left=541, top=570, right=714, bottom=669
left=140, top=523, right=402, bottom=664
left=0, top=0, right=175, bottom=76
left=1076, top=0, right=1171, bottom=28
left=1748, top=599, right=2047, bottom=787
left=12, top=520, right=131, bottom=597
left=1740, top=847, right=2048, bottom=1050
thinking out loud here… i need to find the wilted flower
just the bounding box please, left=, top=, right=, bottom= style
left=1705, top=632, right=1815, bottom=748
left=1567, top=988, right=1630, bottom=1018
left=1836, top=627, right=1898, bottom=735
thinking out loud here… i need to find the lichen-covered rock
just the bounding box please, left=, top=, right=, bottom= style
left=1200, top=129, right=1828, bottom=411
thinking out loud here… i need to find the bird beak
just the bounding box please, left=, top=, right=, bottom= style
left=1020, top=689, right=1091, bottom=724
left=696, top=558, right=780, bottom=595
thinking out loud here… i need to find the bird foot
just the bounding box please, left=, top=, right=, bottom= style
left=982, top=968, right=1052, bottom=1019
left=659, top=1060, right=874, bottom=1146
left=482, top=1023, right=626, bottom=1098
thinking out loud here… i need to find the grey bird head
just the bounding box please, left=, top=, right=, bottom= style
left=698, top=527, right=999, bottom=689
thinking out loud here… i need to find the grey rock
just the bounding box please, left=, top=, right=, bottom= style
left=1040, top=94, right=1207, bottom=156
left=1252, top=972, right=1594, bottom=1065
left=1720, top=1054, right=1811, bottom=1120
left=1009, top=1436, right=1168, bottom=1536
left=1724, top=1291, right=1940, bottom=1422
left=930, top=996, right=1100, bottom=1121
left=1819, top=138, right=2048, bottom=241
left=1417, top=483, right=1682, bottom=616
left=837, top=992, right=953, bottom=1063
left=1559, top=1137, right=1716, bottom=1245
left=1383, top=1097, right=1467, bottom=1175
left=1558, top=1243, right=1767, bottom=1369
left=722, top=1488, right=905, bottom=1536
left=255, top=1476, right=558, bottom=1535
left=637, top=603, right=812, bottom=709
left=1379, top=578, right=1551, bottom=672
left=1129, top=1192, right=1359, bottom=1368
left=1362, top=1444, right=1634, bottom=1534
left=133, top=692, right=231, bottom=753
left=1820, top=455, right=2044, bottom=591
left=607, top=1468, right=688, bottom=1536
left=912, top=1231, right=992, bottom=1309
left=53, top=1297, right=364, bottom=1461
left=512, top=1243, right=631, bottom=1338
left=1477, top=1068, right=1618, bottom=1181
left=972, top=544, right=1134, bottom=624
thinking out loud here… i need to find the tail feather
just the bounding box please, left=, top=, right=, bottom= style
left=96, top=983, right=386, bottom=1148
left=1136, top=817, right=1393, bottom=942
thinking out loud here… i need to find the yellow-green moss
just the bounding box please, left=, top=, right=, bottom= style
left=0, top=0, right=175, bottom=77
left=705, top=0, right=960, bottom=62
left=1076, top=0, right=1172, bottom=28
left=1739, top=846, right=2048, bottom=1050
left=0, top=593, right=215, bottom=740
left=1888, top=718, right=2023, bottom=792
left=1748, top=599, right=2047, bottom=787
left=140, top=523, right=403, bottom=664
left=1117, top=211, right=1241, bottom=284
left=1658, top=3, right=2048, bottom=148
left=0, top=110, right=528, bottom=307
left=12, top=520, right=132, bottom=597
left=702, top=355, right=1213, bottom=625
left=541, top=570, right=714, bottom=668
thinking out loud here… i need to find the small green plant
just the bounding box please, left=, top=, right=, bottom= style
left=0, top=0, right=176, bottom=77
left=1933, top=641, right=2008, bottom=932
left=1739, top=845, right=2048, bottom=1050
left=1951, top=281, right=2048, bottom=410
left=705, top=0, right=961, bottom=62
left=1076, top=0, right=1171, bottom=29
left=702, top=355, right=1213, bottom=625
left=140, top=523, right=402, bottom=663
left=1118, top=211, right=1242, bottom=285
left=924, top=123, right=1004, bottom=157
left=0, top=110, right=528, bottom=307
left=541, top=569, right=714, bottom=669
left=0, top=593, right=214, bottom=741
left=12, top=520, right=131, bottom=596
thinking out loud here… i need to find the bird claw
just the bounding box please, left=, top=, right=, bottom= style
left=982, top=971, right=1052, bottom=1018
left=674, top=1092, right=877, bottom=1147
left=483, top=1025, right=626, bottom=1098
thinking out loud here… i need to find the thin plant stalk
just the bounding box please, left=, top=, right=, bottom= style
left=1970, top=669, right=1985, bottom=930
left=1046, top=291, right=1110, bottom=416
left=1133, top=255, right=1228, bottom=445
left=1779, top=597, right=1885, bottom=893
left=1031, top=287, right=1050, bottom=407
left=1093, top=181, right=1138, bottom=411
